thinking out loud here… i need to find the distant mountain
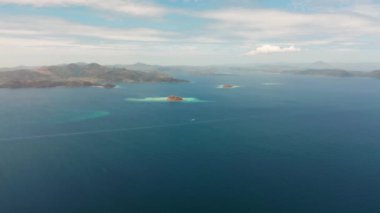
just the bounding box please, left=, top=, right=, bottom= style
left=116, top=63, right=237, bottom=76
left=0, top=66, right=37, bottom=72
left=290, top=69, right=354, bottom=77
left=325, top=63, right=380, bottom=71
left=118, top=62, right=380, bottom=78
left=123, top=63, right=165, bottom=72
left=0, top=63, right=187, bottom=88
left=367, top=70, right=380, bottom=78
left=307, top=61, right=335, bottom=70
left=282, top=68, right=380, bottom=79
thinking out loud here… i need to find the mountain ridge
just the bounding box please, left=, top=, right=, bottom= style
left=0, top=63, right=187, bottom=88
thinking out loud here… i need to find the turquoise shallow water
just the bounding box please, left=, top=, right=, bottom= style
left=1, top=72, right=380, bottom=213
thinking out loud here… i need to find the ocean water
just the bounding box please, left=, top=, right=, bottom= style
left=1, top=72, right=380, bottom=213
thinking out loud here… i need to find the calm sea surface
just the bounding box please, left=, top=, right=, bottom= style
left=1, top=72, right=380, bottom=213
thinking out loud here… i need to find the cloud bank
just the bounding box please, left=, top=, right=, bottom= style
left=1, top=0, right=380, bottom=65
left=0, top=0, right=168, bottom=17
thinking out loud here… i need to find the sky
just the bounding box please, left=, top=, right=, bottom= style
left=0, top=0, right=380, bottom=66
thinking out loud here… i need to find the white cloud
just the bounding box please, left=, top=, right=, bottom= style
left=0, top=15, right=239, bottom=46
left=349, top=4, right=380, bottom=17
left=0, top=36, right=77, bottom=47
left=0, top=0, right=168, bottom=17
left=0, top=15, right=228, bottom=66
left=1, top=1, right=380, bottom=65
left=292, top=0, right=375, bottom=11
left=245, top=45, right=300, bottom=55
left=197, top=8, right=380, bottom=47
left=0, top=16, right=177, bottom=43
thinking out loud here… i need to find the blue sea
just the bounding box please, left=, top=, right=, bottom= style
left=1, top=72, right=380, bottom=213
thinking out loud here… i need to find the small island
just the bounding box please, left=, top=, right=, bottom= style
left=126, top=96, right=207, bottom=103
left=223, top=84, right=234, bottom=88
left=217, top=84, right=239, bottom=89
left=94, top=83, right=116, bottom=89
left=167, top=95, right=183, bottom=102
left=0, top=63, right=187, bottom=89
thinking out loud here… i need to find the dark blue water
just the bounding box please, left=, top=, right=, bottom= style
left=1, top=73, right=380, bottom=213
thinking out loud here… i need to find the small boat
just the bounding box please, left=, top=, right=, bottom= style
left=167, top=95, right=183, bottom=102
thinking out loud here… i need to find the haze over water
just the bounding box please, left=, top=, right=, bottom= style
left=1, top=72, right=380, bottom=212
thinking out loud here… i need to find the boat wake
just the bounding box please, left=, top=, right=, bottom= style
left=0, top=115, right=256, bottom=142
